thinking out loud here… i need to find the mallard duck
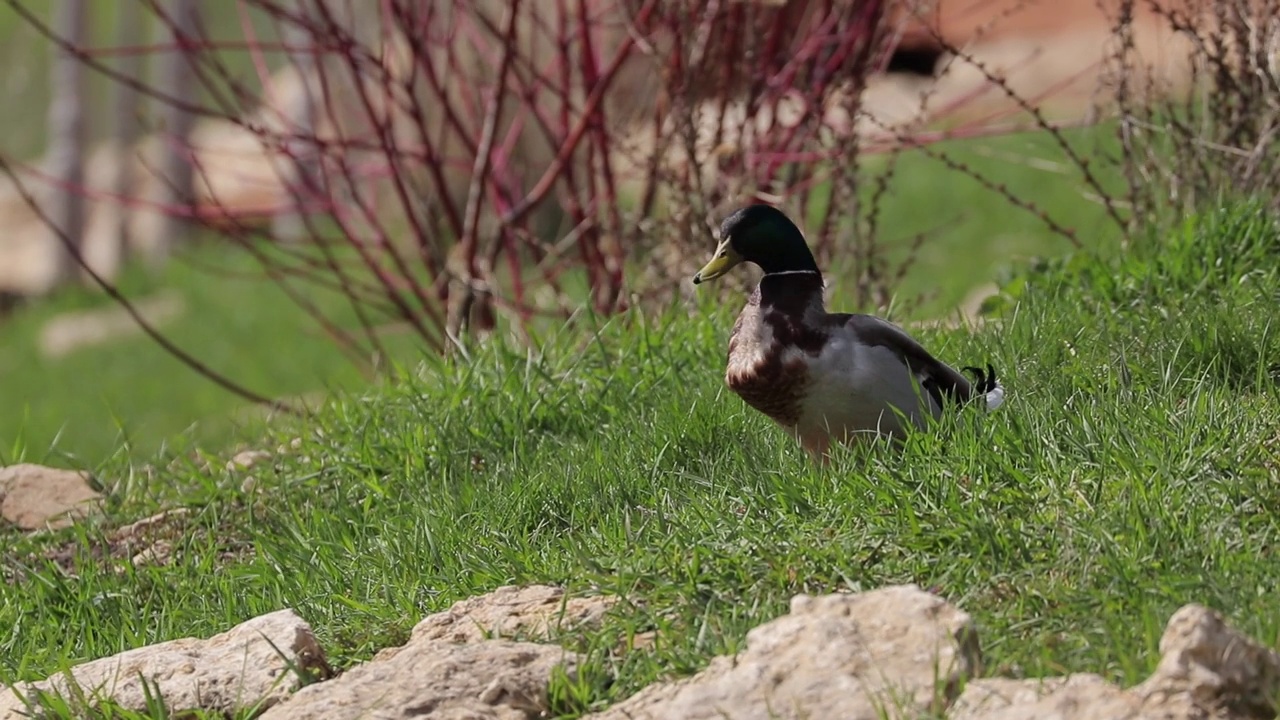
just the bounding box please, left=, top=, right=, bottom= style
left=693, top=204, right=1004, bottom=458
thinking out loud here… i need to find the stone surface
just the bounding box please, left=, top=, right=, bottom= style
left=0, top=463, right=102, bottom=530
left=950, top=676, right=1073, bottom=718
left=406, top=584, right=617, bottom=647
left=1134, top=603, right=1280, bottom=720
left=227, top=449, right=273, bottom=471
left=586, top=584, right=980, bottom=720
left=259, top=586, right=596, bottom=719
left=259, top=640, right=576, bottom=720
left=950, top=675, right=1146, bottom=720
left=0, top=609, right=329, bottom=719
left=4, top=582, right=1278, bottom=720
left=947, top=603, right=1280, bottom=720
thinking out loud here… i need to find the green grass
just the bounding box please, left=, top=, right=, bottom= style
left=3, top=201, right=1278, bottom=717
left=0, top=124, right=1123, bottom=465
left=0, top=245, right=419, bottom=466
left=827, top=124, right=1125, bottom=312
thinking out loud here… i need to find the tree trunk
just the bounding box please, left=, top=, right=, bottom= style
left=46, top=0, right=88, bottom=290
left=141, top=0, right=199, bottom=266
left=271, top=0, right=318, bottom=244
left=109, top=0, right=145, bottom=270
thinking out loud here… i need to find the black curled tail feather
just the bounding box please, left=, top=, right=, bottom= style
left=962, top=363, right=1004, bottom=410
left=962, top=363, right=998, bottom=395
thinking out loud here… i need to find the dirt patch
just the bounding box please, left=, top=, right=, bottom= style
left=5, top=505, right=252, bottom=584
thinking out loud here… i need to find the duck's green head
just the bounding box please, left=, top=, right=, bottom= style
left=692, top=204, right=819, bottom=284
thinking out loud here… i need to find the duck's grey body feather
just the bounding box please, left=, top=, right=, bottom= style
left=725, top=274, right=1002, bottom=456
left=698, top=204, right=1003, bottom=459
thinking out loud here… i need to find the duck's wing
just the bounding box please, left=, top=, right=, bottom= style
left=837, top=314, right=1003, bottom=410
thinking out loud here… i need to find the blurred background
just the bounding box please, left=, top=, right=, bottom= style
left=0, top=0, right=1266, bottom=464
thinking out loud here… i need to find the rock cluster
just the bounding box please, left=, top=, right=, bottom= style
left=5, top=462, right=1278, bottom=719
left=0, top=610, right=327, bottom=719
left=2, top=581, right=1278, bottom=720
left=0, top=464, right=102, bottom=530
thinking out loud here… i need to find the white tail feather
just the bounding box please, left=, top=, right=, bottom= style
left=984, top=382, right=1005, bottom=411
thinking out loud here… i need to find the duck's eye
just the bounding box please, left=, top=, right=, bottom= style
left=719, top=250, right=728, bottom=258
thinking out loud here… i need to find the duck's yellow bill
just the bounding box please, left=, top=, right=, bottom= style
left=692, top=240, right=743, bottom=284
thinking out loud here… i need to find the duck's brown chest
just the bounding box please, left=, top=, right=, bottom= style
left=724, top=305, right=821, bottom=427
left=727, top=355, right=810, bottom=427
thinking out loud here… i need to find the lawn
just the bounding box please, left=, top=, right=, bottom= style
left=0, top=124, right=1123, bottom=465
left=2, top=198, right=1278, bottom=717
left=0, top=0, right=1126, bottom=465
left=0, top=248, right=400, bottom=466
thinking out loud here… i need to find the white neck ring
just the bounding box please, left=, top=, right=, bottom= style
left=763, top=270, right=821, bottom=278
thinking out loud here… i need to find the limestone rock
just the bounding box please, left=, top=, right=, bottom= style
left=950, top=676, right=1074, bottom=718
left=2, top=582, right=1274, bottom=720
left=261, top=586, right=592, bottom=719
left=407, top=584, right=617, bottom=647
left=587, top=584, right=980, bottom=720
left=947, top=603, right=1280, bottom=720
left=0, top=463, right=102, bottom=530
left=0, top=609, right=328, bottom=719
left=259, top=640, right=577, bottom=720
left=227, top=449, right=272, bottom=471
left=950, top=675, right=1146, bottom=720
left=1134, top=603, right=1280, bottom=720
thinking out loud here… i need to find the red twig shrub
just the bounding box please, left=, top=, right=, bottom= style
left=7, top=0, right=1072, bottom=357
left=116, top=0, right=911, bottom=351
left=1111, top=0, right=1280, bottom=226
